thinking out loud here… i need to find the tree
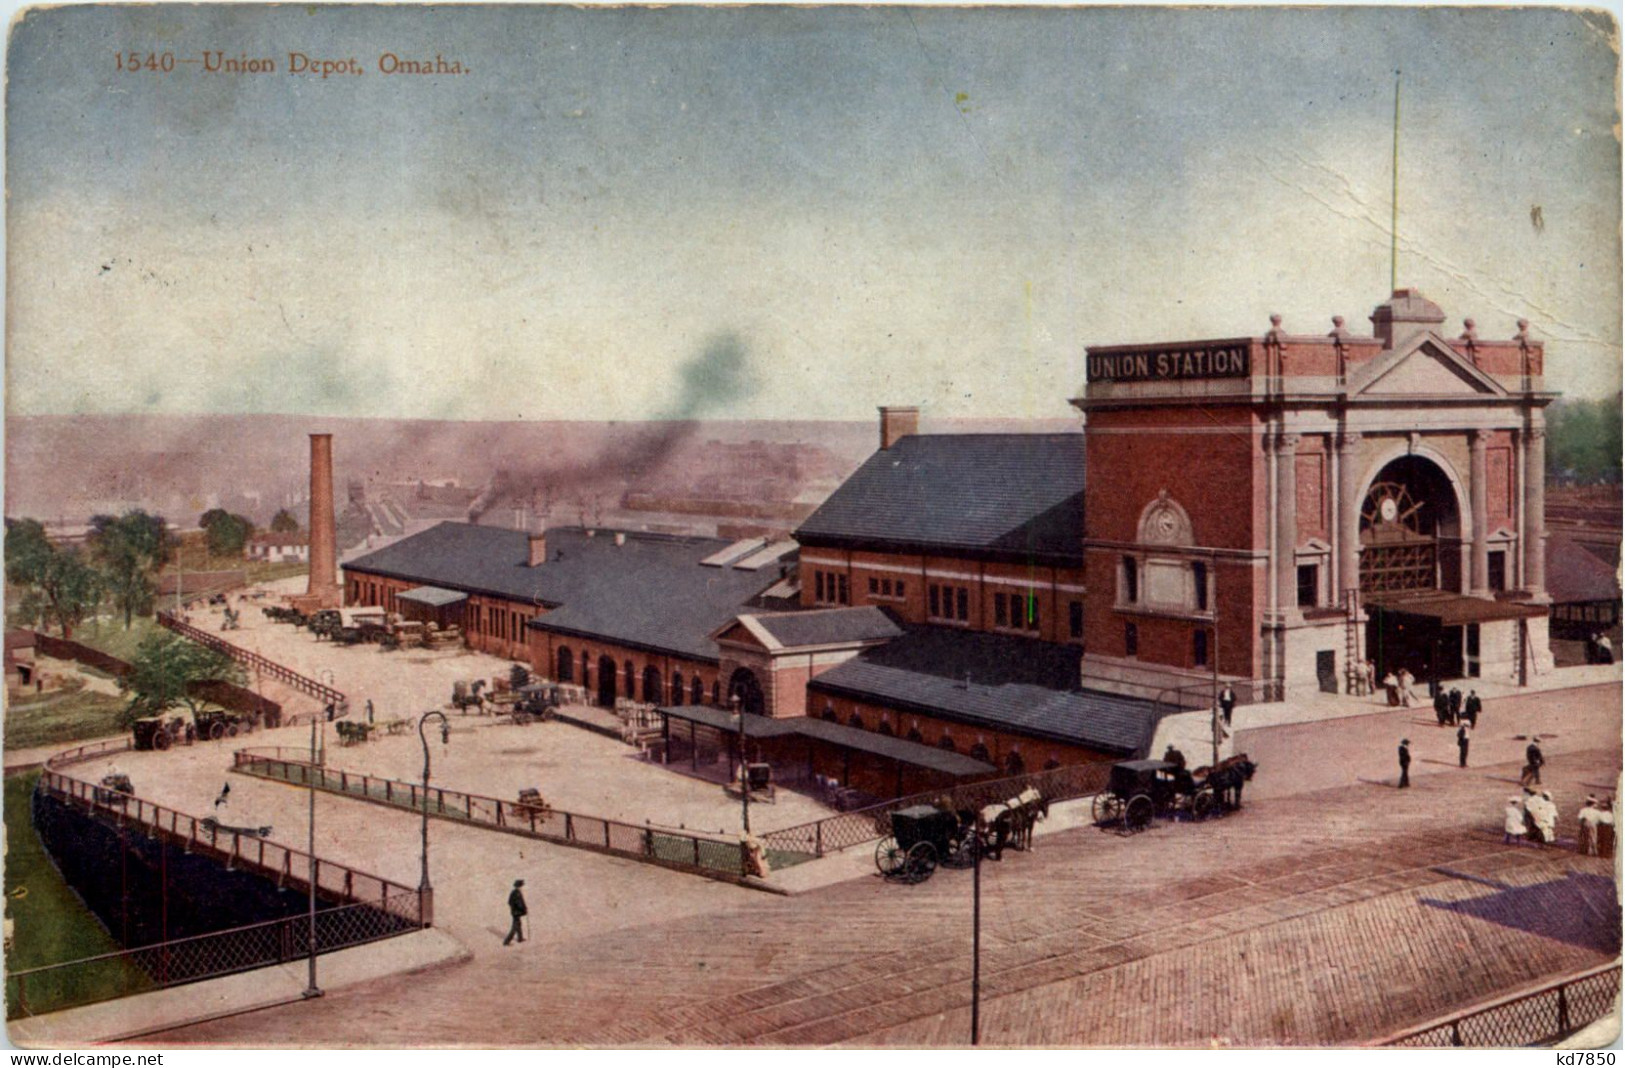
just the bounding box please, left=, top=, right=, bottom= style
left=200, top=510, right=254, bottom=556
left=4, top=520, right=102, bottom=638
left=270, top=508, right=301, bottom=534
left=90, top=511, right=171, bottom=628
left=117, top=633, right=244, bottom=727
left=1548, top=394, right=1623, bottom=485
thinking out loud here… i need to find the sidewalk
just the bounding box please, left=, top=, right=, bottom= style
left=7, top=928, right=470, bottom=1048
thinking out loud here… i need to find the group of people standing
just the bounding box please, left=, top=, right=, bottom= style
left=1504, top=788, right=1616, bottom=856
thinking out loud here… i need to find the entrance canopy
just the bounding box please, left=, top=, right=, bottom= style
left=1365, top=591, right=1546, bottom=626
left=396, top=586, right=469, bottom=607
left=658, top=704, right=996, bottom=777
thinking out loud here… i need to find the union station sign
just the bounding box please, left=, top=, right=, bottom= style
left=1087, top=342, right=1250, bottom=383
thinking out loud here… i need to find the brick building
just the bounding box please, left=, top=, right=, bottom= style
left=1077, top=289, right=1554, bottom=699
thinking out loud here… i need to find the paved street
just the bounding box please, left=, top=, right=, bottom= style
left=132, top=681, right=1620, bottom=1047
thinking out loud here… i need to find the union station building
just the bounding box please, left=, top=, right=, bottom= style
left=339, top=288, right=1557, bottom=785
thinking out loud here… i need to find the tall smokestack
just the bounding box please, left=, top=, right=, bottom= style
left=306, top=433, right=341, bottom=608
left=879, top=406, right=919, bottom=450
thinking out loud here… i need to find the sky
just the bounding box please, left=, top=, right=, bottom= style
left=5, top=5, right=1620, bottom=423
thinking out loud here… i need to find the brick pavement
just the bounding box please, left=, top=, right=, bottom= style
left=140, top=742, right=1620, bottom=1047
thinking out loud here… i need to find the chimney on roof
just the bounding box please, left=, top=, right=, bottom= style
left=528, top=528, right=547, bottom=567
left=1369, top=288, right=1446, bottom=348
left=614, top=532, right=626, bottom=547
left=879, top=406, right=919, bottom=451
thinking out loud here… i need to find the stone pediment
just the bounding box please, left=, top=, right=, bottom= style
left=1349, top=333, right=1508, bottom=398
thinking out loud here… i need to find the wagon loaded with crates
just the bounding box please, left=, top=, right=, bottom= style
left=874, top=803, right=977, bottom=883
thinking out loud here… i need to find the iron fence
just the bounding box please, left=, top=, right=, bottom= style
left=233, top=750, right=750, bottom=882
left=758, top=759, right=1115, bottom=861
left=6, top=891, right=419, bottom=1019
left=157, top=611, right=347, bottom=714
left=1382, top=963, right=1621, bottom=1048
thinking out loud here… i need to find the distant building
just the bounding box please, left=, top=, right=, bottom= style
left=245, top=532, right=310, bottom=564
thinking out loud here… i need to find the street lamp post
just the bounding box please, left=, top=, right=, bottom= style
left=303, top=710, right=322, bottom=999
left=417, top=710, right=450, bottom=927
left=732, top=694, right=749, bottom=834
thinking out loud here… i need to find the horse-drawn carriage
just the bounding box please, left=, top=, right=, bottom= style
left=450, top=679, right=487, bottom=713
left=334, top=720, right=374, bottom=746
left=132, top=715, right=191, bottom=751
left=1091, top=755, right=1257, bottom=834
left=725, top=762, right=776, bottom=805
left=94, top=774, right=134, bottom=806
left=875, top=804, right=976, bottom=883
left=195, top=708, right=254, bottom=741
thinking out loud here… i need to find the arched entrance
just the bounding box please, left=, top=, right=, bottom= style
left=727, top=668, right=765, bottom=716
left=556, top=646, right=574, bottom=683
left=1360, top=454, right=1469, bottom=681
left=642, top=666, right=663, bottom=704
left=1359, top=455, right=1462, bottom=595
left=597, top=655, right=617, bottom=707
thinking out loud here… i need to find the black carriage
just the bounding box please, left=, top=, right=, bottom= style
left=1091, top=758, right=1218, bottom=833
left=195, top=708, right=253, bottom=741
left=510, top=682, right=561, bottom=725
left=875, top=804, right=976, bottom=883
left=132, top=715, right=190, bottom=751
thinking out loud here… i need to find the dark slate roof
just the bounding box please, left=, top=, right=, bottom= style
left=344, top=523, right=781, bottom=662
left=751, top=607, right=904, bottom=649
left=1546, top=533, right=1621, bottom=605
left=793, top=434, right=1085, bottom=564
left=807, top=626, right=1161, bottom=756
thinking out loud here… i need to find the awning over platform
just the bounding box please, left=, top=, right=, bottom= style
left=657, top=705, right=997, bottom=777
left=396, top=585, right=469, bottom=607
left=1365, top=592, right=1547, bottom=626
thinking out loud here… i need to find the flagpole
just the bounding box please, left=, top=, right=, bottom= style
left=1391, top=70, right=1401, bottom=292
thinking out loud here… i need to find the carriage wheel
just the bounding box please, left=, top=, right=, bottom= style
left=208, top=721, right=227, bottom=741
left=906, top=841, right=938, bottom=883
left=515, top=712, right=533, bottom=726
left=153, top=730, right=172, bottom=751
left=1124, top=794, right=1155, bottom=833
left=1093, top=793, right=1124, bottom=827
left=875, top=837, right=907, bottom=878
left=1191, top=789, right=1216, bottom=822
left=226, top=722, right=241, bottom=739
left=943, top=834, right=978, bottom=870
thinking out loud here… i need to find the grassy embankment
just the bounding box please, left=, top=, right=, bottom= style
left=3, top=771, right=152, bottom=1018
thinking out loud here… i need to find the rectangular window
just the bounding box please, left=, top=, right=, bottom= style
left=1125, top=622, right=1138, bottom=657
left=1024, top=597, right=1040, bottom=631
left=929, top=584, right=941, bottom=617
left=1123, top=555, right=1138, bottom=604
left=994, top=593, right=1008, bottom=626
left=1194, top=628, right=1208, bottom=666
left=838, top=574, right=849, bottom=605
left=1193, top=562, right=1208, bottom=612
left=1069, top=601, right=1084, bottom=640
left=956, top=587, right=969, bottom=621
left=882, top=578, right=893, bottom=597
left=868, top=577, right=879, bottom=595
left=1488, top=551, right=1507, bottom=592
left=815, top=572, right=826, bottom=603
left=1297, top=564, right=1318, bottom=608
left=896, top=581, right=905, bottom=598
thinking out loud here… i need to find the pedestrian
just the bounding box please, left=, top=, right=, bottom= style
left=366, top=698, right=375, bottom=725
left=1456, top=724, right=1469, bottom=768
left=1463, top=689, right=1481, bottom=729
left=1219, top=684, right=1236, bottom=725
left=324, top=702, right=336, bottom=723
left=1397, top=668, right=1415, bottom=708
left=1524, top=737, right=1544, bottom=785
left=1396, top=739, right=1411, bottom=789
left=1382, top=671, right=1400, bottom=707
left=1503, top=796, right=1527, bottom=845
left=1598, top=633, right=1614, bottom=664
left=1448, top=686, right=1462, bottom=723
left=1597, top=797, right=1617, bottom=859
left=1577, top=795, right=1605, bottom=856
left=1433, top=688, right=1451, bottom=726
left=1529, top=790, right=1558, bottom=847
left=1363, top=659, right=1377, bottom=699
left=214, top=782, right=231, bottom=808
left=1425, top=666, right=1439, bottom=701
left=503, top=879, right=528, bottom=946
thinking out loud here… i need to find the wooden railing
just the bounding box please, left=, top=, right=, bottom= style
left=233, top=748, right=754, bottom=883
left=158, top=611, right=346, bottom=716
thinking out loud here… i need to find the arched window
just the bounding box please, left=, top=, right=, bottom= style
left=557, top=646, right=574, bottom=683
left=1005, top=751, right=1025, bottom=776
left=580, top=650, right=590, bottom=687
left=821, top=704, right=837, bottom=723
left=877, top=720, right=895, bottom=736
left=1043, top=758, right=1062, bottom=771
left=642, top=666, right=662, bottom=704
left=625, top=660, right=635, bottom=693
left=848, top=712, right=865, bottom=730
left=906, top=727, right=924, bottom=743
left=671, top=671, right=685, bottom=706
left=969, top=743, right=992, bottom=763
left=711, top=682, right=720, bottom=707
left=691, top=676, right=704, bottom=705
left=938, top=735, right=957, bottom=752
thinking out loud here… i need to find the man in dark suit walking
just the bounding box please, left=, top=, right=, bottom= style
left=503, top=879, right=528, bottom=946
left=1523, top=737, right=1544, bottom=786
left=1463, top=690, right=1481, bottom=729
left=1457, top=724, right=1470, bottom=768
left=1219, top=685, right=1236, bottom=726
left=1397, top=739, right=1412, bottom=789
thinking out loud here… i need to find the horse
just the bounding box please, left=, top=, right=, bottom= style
left=1204, top=754, right=1258, bottom=811
left=977, top=787, right=1049, bottom=858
